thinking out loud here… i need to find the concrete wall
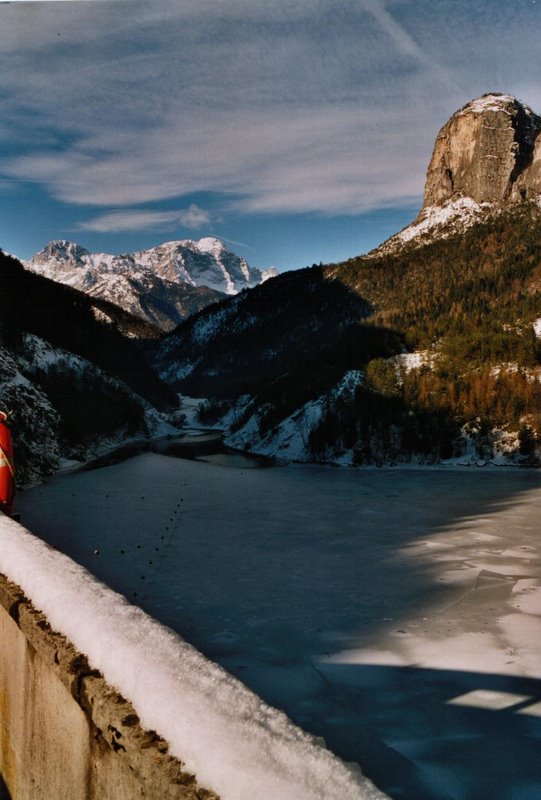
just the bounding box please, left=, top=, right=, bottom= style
left=0, top=574, right=219, bottom=800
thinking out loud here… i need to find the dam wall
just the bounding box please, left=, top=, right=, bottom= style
left=0, top=573, right=217, bottom=800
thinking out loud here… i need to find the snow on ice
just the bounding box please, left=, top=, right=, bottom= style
left=0, top=514, right=386, bottom=800
left=17, top=454, right=541, bottom=800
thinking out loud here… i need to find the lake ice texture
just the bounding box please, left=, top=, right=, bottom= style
left=19, top=454, right=541, bottom=800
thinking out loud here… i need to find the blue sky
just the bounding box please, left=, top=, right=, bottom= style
left=1, top=0, right=541, bottom=271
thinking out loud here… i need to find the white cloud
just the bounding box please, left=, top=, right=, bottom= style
left=1, top=0, right=541, bottom=217
left=3, top=104, right=432, bottom=214
left=178, top=204, right=211, bottom=229
left=77, top=209, right=180, bottom=233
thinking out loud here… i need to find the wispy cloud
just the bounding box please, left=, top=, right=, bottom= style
left=358, top=0, right=456, bottom=92
left=218, top=236, right=254, bottom=251
left=2, top=103, right=433, bottom=214
left=77, top=204, right=212, bottom=233
left=77, top=209, right=180, bottom=233
left=1, top=0, right=541, bottom=219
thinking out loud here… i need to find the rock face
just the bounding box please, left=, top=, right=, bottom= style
left=424, top=93, right=541, bottom=209
left=377, top=94, right=541, bottom=256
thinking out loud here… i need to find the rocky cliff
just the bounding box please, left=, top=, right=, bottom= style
left=379, top=94, right=541, bottom=254
left=423, top=93, right=541, bottom=208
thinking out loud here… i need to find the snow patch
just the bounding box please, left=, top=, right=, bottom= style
left=0, top=518, right=385, bottom=800
left=391, top=351, right=434, bottom=373
left=396, top=198, right=490, bottom=245
left=227, top=371, right=364, bottom=463
left=457, top=94, right=533, bottom=117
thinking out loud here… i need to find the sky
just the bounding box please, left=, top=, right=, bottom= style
left=1, top=0, right=541, bottom=272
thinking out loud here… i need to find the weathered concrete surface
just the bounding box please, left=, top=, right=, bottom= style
left=0, top=574, right=219, bottom=800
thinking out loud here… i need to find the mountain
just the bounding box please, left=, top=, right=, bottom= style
left=153, top=94, right=541, bottom=467
left=424, top=94, right=541, bottom=207
left=0, top=250, right=176, bottom=483
left=6, top=93, right=541, bottom=477
left=25, top=238, right=277, bottom=332
left=380, top=93, right=541, bottom=254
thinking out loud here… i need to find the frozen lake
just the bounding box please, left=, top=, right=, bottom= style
left=18, top=454, right=541, bottom=800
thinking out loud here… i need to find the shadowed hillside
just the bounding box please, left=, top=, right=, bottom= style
left=0, top=250, right=176, bottom=482
left=155, top=205, right=541, bottom=464
left=0, top=250, right=174, bottom=409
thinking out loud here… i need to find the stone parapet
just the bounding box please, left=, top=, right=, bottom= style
left=0, top=573, right=218, bottom=800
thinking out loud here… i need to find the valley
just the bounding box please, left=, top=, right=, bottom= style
left=2, top=88, right=541, bottom=800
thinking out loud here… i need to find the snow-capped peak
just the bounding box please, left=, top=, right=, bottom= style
left=36, top=240, right=91, bottom=265
left=456, top=93, right=535, bottom=118
left=23, top=238, right=278, bottom=332
left=195, top=237, right=225, bottom=254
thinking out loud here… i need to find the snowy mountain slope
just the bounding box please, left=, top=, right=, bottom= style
left=0, top=334, right=174, bottom=484
left=220, top=355, right=539, bottom=469
left=0, top=249, right=178, bottom=482
left=0, top=343, right=60, bottom=484
left=25, top=238, right=277, bottom=332
left=373, top=196, right=494, bottom=257
left=224, top=370, right=365, bottom=463
left=0, top=249, right=175, bottom=408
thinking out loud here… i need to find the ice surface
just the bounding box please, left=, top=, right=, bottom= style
left=0, top=514, right=384, bottom=800
left=18, top=459, right=541, bottom=800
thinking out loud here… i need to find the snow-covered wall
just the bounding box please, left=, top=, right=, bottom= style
left=0, top=517, right=388, bottom=800
left=0, top=561, right=218, bottom=799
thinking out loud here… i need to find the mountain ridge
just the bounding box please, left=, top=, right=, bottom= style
left=25, top=238, right=277, bottom=332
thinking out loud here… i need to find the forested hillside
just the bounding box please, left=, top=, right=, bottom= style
left=158, top=204, right=541, bottom=464
left=316, top=204, right=541, bottom=458
left=329, top=205, right=541, bottom=365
